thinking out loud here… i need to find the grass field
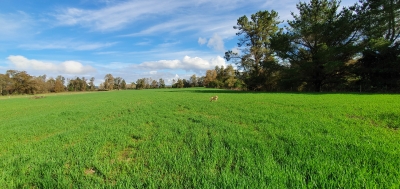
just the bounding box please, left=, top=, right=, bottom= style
left=1, top=88, right=400, bottom=188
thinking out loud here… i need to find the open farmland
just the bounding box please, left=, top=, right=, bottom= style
left=0, top=88, right=400, bottom=188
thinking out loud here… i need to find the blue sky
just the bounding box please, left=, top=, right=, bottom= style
left=0, top=0, right=357, bottom=85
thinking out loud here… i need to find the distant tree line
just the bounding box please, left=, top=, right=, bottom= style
left=218, top=0, right=400, bottom=92
left=170, top=75, right=205, bottom=88
left=135, top=78, right=166, bottom=89
left=98, top=74, right=128, bottom=90
left=0, top=70, right=99, bottom=95
left=202, top=65, right=244, bottom=89
left=135, top=75, right=205, bottom=89
left=0, top=69, right=210, bottom=95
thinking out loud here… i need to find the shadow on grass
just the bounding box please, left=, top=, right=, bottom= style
left=378, top=113, right=400, bottom=129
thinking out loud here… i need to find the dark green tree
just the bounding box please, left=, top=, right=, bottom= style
left=136, top=78, right=145, bottom=90
left=225, top=10, right=282, bottom=91
left=271, top=0, right=360, bottom=92
left=353, top=0, right=400, bottom=91
left=121, top=79, right=127, bottom=90
left=151, top=79, right=158, bottom=88
left=176, top=79, right=184, bottom=88
left=114, top=77, right=122, bottom=90
left=159, top=78, right=166, bottom=88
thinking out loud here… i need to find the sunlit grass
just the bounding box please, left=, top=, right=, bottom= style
left=1, top=88, right=400, bottom=188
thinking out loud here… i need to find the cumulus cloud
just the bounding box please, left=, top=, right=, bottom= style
left=137, top=55, right=226, bottom=72
left=207, top=34, right=225, bottom=52
left=7, top=55, right=96, bottom=74
left=198, top=37, right=207, bottom=45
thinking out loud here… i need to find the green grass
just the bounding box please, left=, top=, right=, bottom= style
left=1, top=88, right=400, bottom=188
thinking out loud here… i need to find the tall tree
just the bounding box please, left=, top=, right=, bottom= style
left=225, top=10, right=282, bottom=90
left=56, top=75, right=65, bottom=86
left=89, top=77, right=95, bottom=91
left=204, top=70, right=217, bottom=87
left=46, top=77, right=56, bottom=92
left=223, top=65, right=238, bottom=89
left=159, top=78, right=166, bottom=88
left=151, top=79, right=158, bottom=88
left=121, top=79, right=127, bottom=90
left=104, top=74, right=114, bottom=90
left=182, top=79, right=190, bottom=88
left=271, top=0, right=360, bottom=92
left=54, top=78, right=65, bottom=93
left=0, top=74, right=5, bottom=95
left=352, top=0, right=400, bottom=91
left=81, top=77, right=88, bottom=91
left=7, top=70, right=33, bottom=94
left=114, top=77, right=122, bottom=90
left=130, top=82, right=136, bottom=89
left=176, top=79, right=184, bottom=88
left=136, top=78, right=146, bottom=89
left=197, top=76, right=205, bottom=87
left=67, top=77, right=80, bottom=91
left=355, top=0, right=400, bottom=43
left=190, top=74, right=198, bottom=87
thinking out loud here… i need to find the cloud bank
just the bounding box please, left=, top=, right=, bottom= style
left=137, top=55, right=226, bottom=72
left=7, top=55, right=96, bottom=74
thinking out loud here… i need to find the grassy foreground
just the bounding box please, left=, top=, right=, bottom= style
left=0, top=88, right=399, bottom=188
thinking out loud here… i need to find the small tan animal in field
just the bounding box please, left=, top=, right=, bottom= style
left=210, top=95, right=218, bottom=102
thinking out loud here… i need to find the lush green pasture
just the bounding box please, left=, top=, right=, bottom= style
left=1, top=88, right=400, bottom=188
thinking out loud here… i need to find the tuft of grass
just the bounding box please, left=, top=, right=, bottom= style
left=1, top=88, right=400, bottom=188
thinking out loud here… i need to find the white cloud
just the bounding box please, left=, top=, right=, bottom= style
left=137, top=55, right=226, bottom=72
left=7, top=55, right=96, bottom=74
left=231, top=47, right=240, bottom=54
left=19, top=41, right=116, bottom=51
left=54, top=1, right=191, bottom=31
left=120, top=14, right=237, bottom=39
left=207, top=34, right=225, bottom=52
left=198, top=37, right=207, bottom=45
left=0, top=12, right=36, bottom=41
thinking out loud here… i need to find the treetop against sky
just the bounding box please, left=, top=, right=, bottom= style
left=0, top=0, right=357, bottom=85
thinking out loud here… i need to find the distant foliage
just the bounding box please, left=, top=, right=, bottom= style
left=203, top=65, right=244, bottom=90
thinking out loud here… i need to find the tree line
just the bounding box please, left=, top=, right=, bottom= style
left=217, top=0, right=400, bottom=92
left=0, top=70, right=98, bottom=95
left=0, top=70, right=209, bottom=95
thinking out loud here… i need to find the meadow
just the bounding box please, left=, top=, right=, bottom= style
left=0, top=88, right=399, bottom=188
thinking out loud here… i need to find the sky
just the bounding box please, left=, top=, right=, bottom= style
left=0, top=0, right=358, bottom=85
